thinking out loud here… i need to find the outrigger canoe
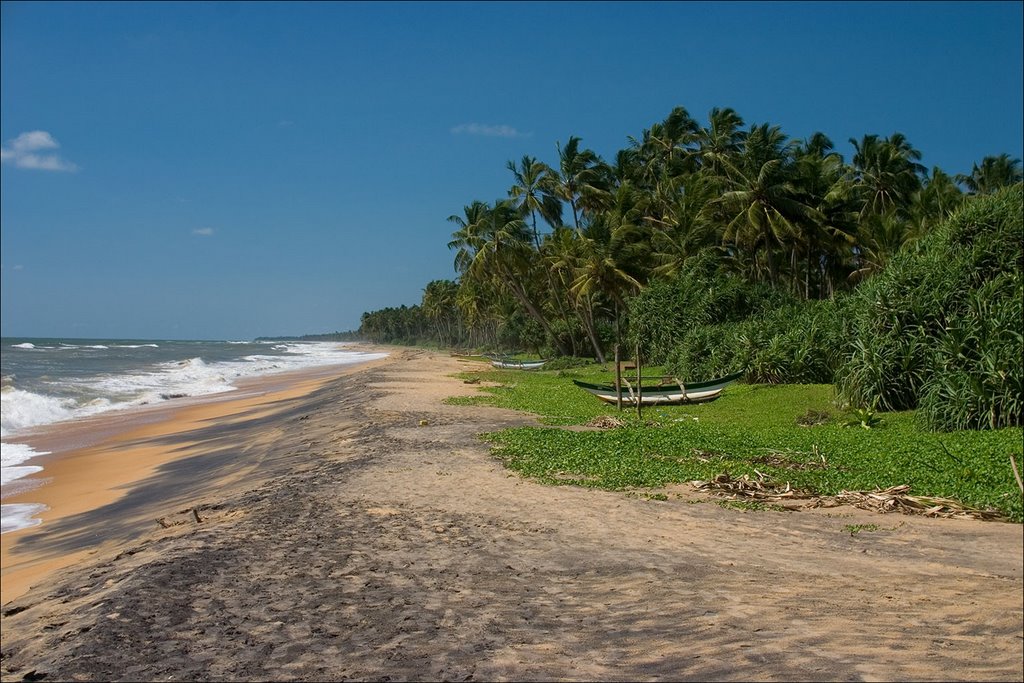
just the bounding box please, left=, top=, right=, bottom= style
left=572, top=372, right=743, bottom=405
left=490, top=358, right=548, bottom=370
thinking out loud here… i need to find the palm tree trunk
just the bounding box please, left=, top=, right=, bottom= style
left=579, top=301, right=606, bottom=363
left=504, top=275, right=570, bottom=356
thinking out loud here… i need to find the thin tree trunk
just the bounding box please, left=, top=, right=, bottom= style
left=505, top=275, right=570, bottom=356
left=579, top=301, right=606, bottom=363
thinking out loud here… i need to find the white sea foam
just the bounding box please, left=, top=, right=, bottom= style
left=1, top=503, right=48, bottom=534
left=112, top=344, right=159, bottom=349
left=1, top=344, right=386, bottom=440
left=0, top=343, right=387, bottom=500
left=1, top=387, right=78, bottom=436
left=0, top=441, right=50, bottom=468
left=12, top=343, right=35, bottom=349
left=1, top=464, right=44, bottom=487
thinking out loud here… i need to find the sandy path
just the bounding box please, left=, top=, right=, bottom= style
left=1, top=349, right=1021, bottom=681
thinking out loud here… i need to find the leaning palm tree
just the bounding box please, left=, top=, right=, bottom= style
left=450, top=200, right=570, bottom=356
left=447, top=201, right=492, bottom=275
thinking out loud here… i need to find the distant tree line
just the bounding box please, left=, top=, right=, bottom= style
left=255, top=331, right=362, bottom=342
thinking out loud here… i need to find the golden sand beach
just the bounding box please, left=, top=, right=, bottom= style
left=1, top=348, right=1021, bottom=681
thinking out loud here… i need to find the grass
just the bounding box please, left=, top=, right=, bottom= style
left=446, top=365, right=1024, bottom=522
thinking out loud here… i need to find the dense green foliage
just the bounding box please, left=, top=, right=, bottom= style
left=353, top=103, right=1021, bottom=431
left=664, top=296, right=856, bottom=386
left=450, top=366, right=1023, bottom=521
left=837, top=185, right=1023, bottom=430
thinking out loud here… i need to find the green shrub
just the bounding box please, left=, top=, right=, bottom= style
left=837, top=184, right=1023, bottom=429
left=662, top=297, right=853, bottom=384
left=629, top=253, right=794, bottom=364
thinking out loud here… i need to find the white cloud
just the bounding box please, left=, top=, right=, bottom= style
left=450, top=123, right=530, bottom=138
left=192, top=227, right=215, bottom=236
left=0, top=131, right=78, bottom=172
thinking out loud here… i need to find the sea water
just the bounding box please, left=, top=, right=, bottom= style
left=0, top=338, right=387, bottom=533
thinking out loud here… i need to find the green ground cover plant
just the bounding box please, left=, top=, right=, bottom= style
left=449, top=366, right=1023, bottom=521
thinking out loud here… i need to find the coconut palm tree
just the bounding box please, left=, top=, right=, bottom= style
left=845, top=133, right=925, bottom=219
left=553, top=136, right=610, bottom=230
left=691, top=107, right=746, bottom=180
left=449, top=200, right=570, bottom=355
left=421, top=279, right=461, bottom=345
left=792, top=132, right=856, bottom=298
left=706, top=124, right=817, bottom=284
left=908, top=167, right=965, bottom=236
left=957, top=154, right=1023, bottom=194
left=507, top=155, right=561, bottom=248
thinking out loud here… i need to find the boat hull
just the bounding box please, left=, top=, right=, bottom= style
left=491, top=360, right=547, bottom=370
left=572, top=372, right=742, bottom=405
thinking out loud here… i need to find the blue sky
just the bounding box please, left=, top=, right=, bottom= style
left=2, top=1, right=1021, bottom=340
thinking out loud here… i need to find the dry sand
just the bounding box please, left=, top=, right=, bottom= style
left=0, top=348, right=1021, bottom=682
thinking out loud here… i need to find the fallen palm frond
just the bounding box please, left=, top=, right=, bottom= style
left=816, top=485, right=1007, bottom=520
left=691, top=472, right=1008, bottom=521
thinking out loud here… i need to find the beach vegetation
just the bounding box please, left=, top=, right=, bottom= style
left=449, top=367, right=1023, bottom=521
left=353, top=103, right=1020, bottom=436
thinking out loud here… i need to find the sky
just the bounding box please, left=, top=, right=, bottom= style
left=1, top=1, right=1022, bottom=341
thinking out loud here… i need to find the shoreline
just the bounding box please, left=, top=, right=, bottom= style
left=0, top=343, right=390, bottom=501
left=1, top=347, right=393, bottom=605
left=0, top=348, right=1021, bottom=682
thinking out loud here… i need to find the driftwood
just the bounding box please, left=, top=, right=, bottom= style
left=691, top=472, right=1007, bottom=521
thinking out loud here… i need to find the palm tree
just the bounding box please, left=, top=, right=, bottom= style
left=553, top=136, right=610, bottom=229
left=793, top=132, right=856, bottom=298
left=421, top=279, right=461, bottom=345
left=449, top=200, right=570, bottom=356
left=691, top=107, right=745, bottom=179
left=957, top=154, right=1023, bottom=194
left=641, top=174, right=719, bottom=279
left=628, top=106, right=700, bottom=186
left=845, top=133, right=925, bottom=219
left=908, top=167, right=964, bottom=236
left=706, top=124, right=817, bottom=284
left=447, top=201, right=492, bottom=275
left=507, top=155, right=561, bottom=248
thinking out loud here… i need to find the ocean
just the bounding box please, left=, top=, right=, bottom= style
left=0, top=337, right=387, bottom=533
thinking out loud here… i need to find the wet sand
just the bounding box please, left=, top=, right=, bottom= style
left=0, top=354, right=392, bottom=605
left=1, top=348, right=1021, bottom=681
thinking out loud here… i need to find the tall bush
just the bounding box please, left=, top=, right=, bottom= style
left=836, top=184, right=1023, bottom=429
left=629, top=253, right=793, bottom=364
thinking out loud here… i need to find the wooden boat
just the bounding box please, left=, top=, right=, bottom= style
left=490, top=358, right=548, bottom=370
left=572, top=372, right=743, bottom=405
